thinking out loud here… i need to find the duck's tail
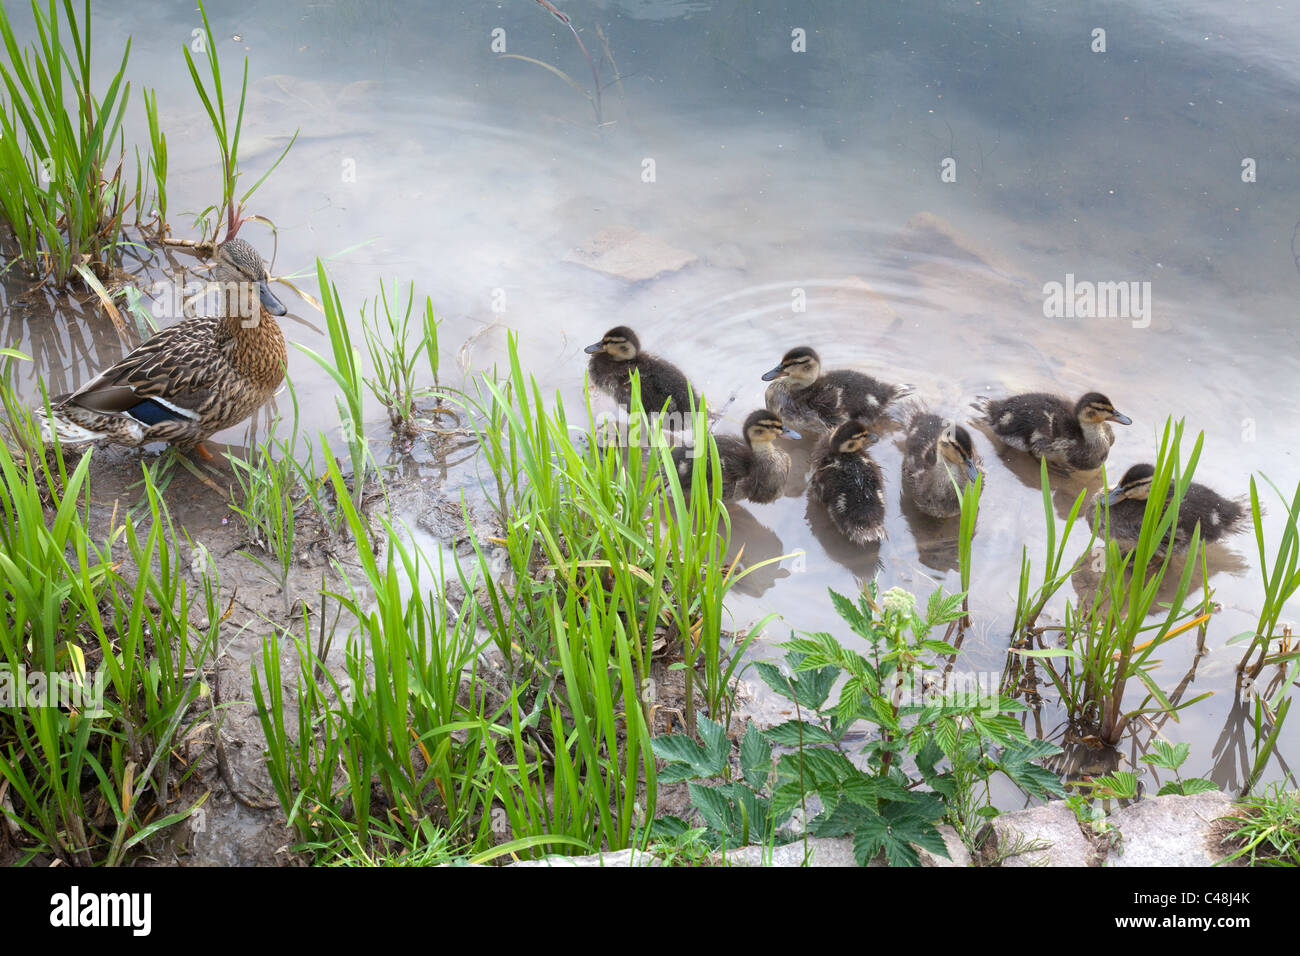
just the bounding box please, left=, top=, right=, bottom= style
left=34, top=408, right=104, bottom=447
left=33, top=405, right=113, bottom=446
left=968, top=396, right=995, bottom=422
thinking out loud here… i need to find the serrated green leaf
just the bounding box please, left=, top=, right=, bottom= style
left=919, top=639, right=960, bottom=655
left=1096, top=771, right=1139, bottom=798
left=1139, top=739, right=1189, bottom=771
left=829, top=587, right=873, bottom=639
left=688, top=782, right=734, bottom=835
left=1176, top=777, right=1219, bottom=795
left=740, top=723, right=771, bottom=790
left=651, top=731, right=723, bottom=781
left=754, top=656, right=838, bottom=710
left=699, top=715, right=730, bottom=768
left=762, top=720, right=836, bottom=747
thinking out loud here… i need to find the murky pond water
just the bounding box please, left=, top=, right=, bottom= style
left=4, top=0, right=1298, bottom=791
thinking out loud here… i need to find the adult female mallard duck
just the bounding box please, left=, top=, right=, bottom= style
left=671, top=408, right=800, bottom=504
left=760, top=345, right=911, bottom=436
left=584, top=326, right=702, bottom=416
left=809, top=419, right=886, bottom=545
left=971, top=390, right=1131, bottom=471
left=1090, top=463, right=1248, bottom=555
left=902, top=410, right=980, bottom=518
left=38, top=239, right=288, bottom=458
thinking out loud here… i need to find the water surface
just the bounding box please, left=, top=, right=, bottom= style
left=4, top=0, right=1298, bottom=790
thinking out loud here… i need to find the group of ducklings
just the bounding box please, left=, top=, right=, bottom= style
left=28, top=236, right=1246, bottom=565
left=584, top=326, right=1248, bottom=555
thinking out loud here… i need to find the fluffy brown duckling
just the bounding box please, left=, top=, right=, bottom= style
left=1090, top=463, right=1248, bottom=555
left=902, top=411, right=980, bottom=518
left=585, top=326, right=702, bottom=415
left=761, top=345, right=911, bottom=436
left=809, top=419, right=886, bottom=545
left=671, top=409, right=800, bottom=504
left=36, top=239, right=288, bottom=459
left=971, top=390, right=1131, bottom=471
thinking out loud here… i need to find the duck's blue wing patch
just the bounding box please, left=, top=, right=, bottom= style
left=125, top=397, right=191, bottom=426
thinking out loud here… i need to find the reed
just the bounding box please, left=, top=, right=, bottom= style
left=294, top=259, right=370, bottom=514
left=0, top=0, right=133, bottom=282
left=253, top=437, right=505, bottom=857
left=0, top=363, right=217, bottom=862
left=1014, top=421, right=1216, bottom=746
left=361, top=280, right=436, bottom=441
left=227, top=432, right=298, bottom=614
left=182, top=0, right=296, bottom=242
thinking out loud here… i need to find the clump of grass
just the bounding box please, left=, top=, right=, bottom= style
left=361, top=280, right=440, bottom=442
left=294, top=259, right=370, bottom=515
left=499, top=0, right=623, bottom=128
left=1006, top=420, right=1217, bottom=747
left=1218, top=785, right=1300, bottom=866
left=182, top=0, right=296, bottom=243
left=252, top=437, right=508, bottom=858
left=459, top=337, right=776, bottom=717
left=227, top=432, right=298, bottom=614
left=137, top=86, right=167, bottom=238
left=0, top=360, right=217, bottom=863
left=1226, top=473, right=1300, bottom=793
left=0, top=0, right=136, bottom=283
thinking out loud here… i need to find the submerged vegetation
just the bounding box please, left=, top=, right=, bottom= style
left=0, top=0, right=1295, bottom=869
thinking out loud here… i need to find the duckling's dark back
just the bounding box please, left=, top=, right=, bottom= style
left=589, top=349, right=699, bottom=414
left=810, top=437, right=886, bottom=543
left=903, top=411, right=944, bottom=462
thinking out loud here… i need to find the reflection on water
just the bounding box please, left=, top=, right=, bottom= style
left=3, top=0, right=1298, bottom=784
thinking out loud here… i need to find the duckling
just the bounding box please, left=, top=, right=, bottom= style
left=584, top=326, right=702, bottom=416
left=971, top=391, right=1131, bottom=471
left=809, top=419, right=886, bottom=545
left=902, top=411, right=980, bottom=518
left=1091, top=463, right=1247, bottom=555
left=671, top=409, right=800, bottom=504
left=760, top=346, right=911, bottom=435
left=37, top=239, right=288, bottom=459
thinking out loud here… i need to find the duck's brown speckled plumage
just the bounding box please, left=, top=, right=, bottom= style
left=39, top=239, right=288, bottom=450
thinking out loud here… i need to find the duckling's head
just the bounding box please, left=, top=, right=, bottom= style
left=1104, top=463, right=1155, bottom=505
left=215, top=238, right=287, bottom=317
left=829, top=419, right=871, bottom=455
left=938, top=422, right=979, bottom=482
left=1075, top=392, right=1132, bottom=426
left=585, top=326, right=640, bottom=361
left=742, top=409, right=801, bottom=447
left=761, top=346, right=821, bottom=386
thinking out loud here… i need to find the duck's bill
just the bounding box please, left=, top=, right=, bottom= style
left=781, top=426, right=802, bottom=440
left=964, top=459, right=979, bottom=482
left=1103, top=487, right=1124, bottom=506
left=584, top=342, right=605, bottom=354
left=260, top=279, right=288, bottom=316
left=760, top=366, right=786, bottom=381
left=1109, top=412, right=1132, bottom=425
